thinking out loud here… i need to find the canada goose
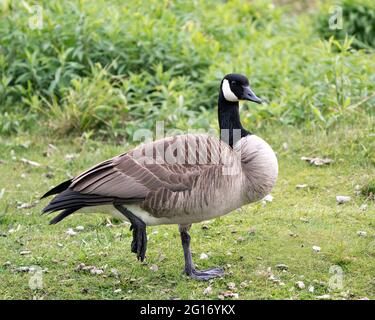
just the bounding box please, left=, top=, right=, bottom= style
left=42, top=73, right=278, bottom=280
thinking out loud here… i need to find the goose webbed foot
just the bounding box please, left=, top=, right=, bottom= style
left=179, top=224, right=225, bottom=281
left=185, top=267, right=224, bottom=281
left=114, top=204, right=147, bottom=262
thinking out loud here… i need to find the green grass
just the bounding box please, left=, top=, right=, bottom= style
left=0, top=123, right=374, bottom=300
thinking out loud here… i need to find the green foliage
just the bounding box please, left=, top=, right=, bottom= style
left=39, top=64, right=128, bottom=137
left=315, top=0, right=375, bottom=49
left=0, top=0, right=374, bottom=139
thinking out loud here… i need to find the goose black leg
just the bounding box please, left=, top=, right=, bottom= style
left=114, top=204, right=147, bottom=262
left=179, top=224, right=224, bottom=280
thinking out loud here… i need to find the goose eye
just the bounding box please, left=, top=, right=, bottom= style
left=231, top=81, right=237, bottom=86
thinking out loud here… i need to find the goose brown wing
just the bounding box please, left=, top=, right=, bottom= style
left=69, top=134, right=234, bottom=200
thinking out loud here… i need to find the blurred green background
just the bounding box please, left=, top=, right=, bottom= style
left=0, top=0, right=374, bottom=140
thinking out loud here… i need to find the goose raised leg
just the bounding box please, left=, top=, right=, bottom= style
left=114, top=204, right=147, bottom=262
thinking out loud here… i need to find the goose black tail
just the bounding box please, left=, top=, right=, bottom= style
left=42, top=188, right=114, bottom=224
left=41, top=179, right=72, bottom=199
left=49, top=206, right=82, bottom=225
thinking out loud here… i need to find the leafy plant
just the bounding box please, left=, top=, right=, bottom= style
left=0, top=0, right=374, bottom=139
left=315, top=0, right=375, bottom=49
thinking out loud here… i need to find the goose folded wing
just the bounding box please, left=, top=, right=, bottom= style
left=69, top=134, right=231, bottom=200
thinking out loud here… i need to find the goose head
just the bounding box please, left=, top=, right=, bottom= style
left=221, top=73, right=262, bottom=104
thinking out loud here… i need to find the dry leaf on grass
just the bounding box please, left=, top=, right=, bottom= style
left=66, top=228, right=77, bottom=236
left=357, top=231, right=367, bottom=237
left=263, top=194, right=273, bottom=202
left=16, top=266, right=32, bottom=272
left=237, top=236, right=245, bottom=242
left=199, top=253, right=209, bottom=260
left=295, top=281, right=305, bottom=289
left=20, top=158, right=41, bottom=167
left=312, top=245, right=321, bottom=252
left=158, top=253, right=167, bottom=262
left=296, top=184, right=309, bottom=189
left=203, top=286, right=213, bottom=295
left=90, top=268, right=104, bottom=275
left=150, top=264, right=159, bottom=272
left=75, top=263, right=104, bottom=275
left=336, top=195, right=351, bottom=204
left=110, top=268, right=120, bottom=278
left=43, top=144, right=58, bottom=157
left=218, top=291, right=239, bottom=299
left=301, top=156, right=334, bottom=166
left=240, top=281, right=250, bottom=288
left=275, top=264, right=289, bottom=271
left=248, top=227, right=256, bottom=235
left=17, top=201, right=38, bottom=209
left=65, top=154, right=78, bottom=161
left=227, top=282, right=236, bottom=290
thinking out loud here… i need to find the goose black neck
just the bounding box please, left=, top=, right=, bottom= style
left=218, top=92, right=250, bottom=148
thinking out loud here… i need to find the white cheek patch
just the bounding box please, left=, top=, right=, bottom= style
left=222, top=79, right=239, bottom=102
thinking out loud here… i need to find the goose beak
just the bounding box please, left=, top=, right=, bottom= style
left=241, top=86, right=262, bottom=104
